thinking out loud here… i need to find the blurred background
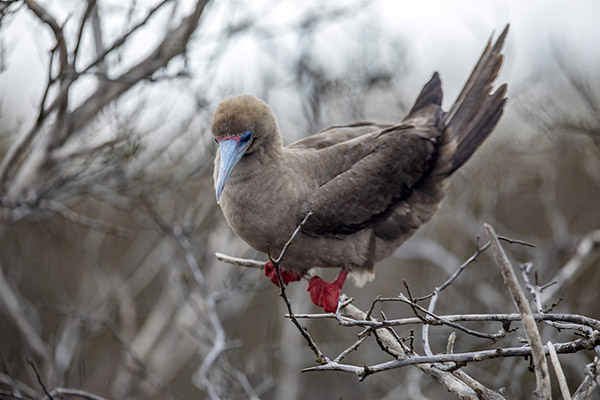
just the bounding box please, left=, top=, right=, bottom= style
left=1, top=1, right=599, bottom=399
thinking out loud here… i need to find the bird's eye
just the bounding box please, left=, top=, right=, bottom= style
left=240, top=131, right=253, bottom=144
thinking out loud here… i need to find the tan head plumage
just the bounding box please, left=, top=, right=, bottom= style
left=211, top=95, right=282, bottom=155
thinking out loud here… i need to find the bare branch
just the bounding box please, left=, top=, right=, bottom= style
left=72, top=0, right=96, bottom=65
left=43, top=387, right=109, bottom=400
left=519, top=262, right=591, bottom=333
left=23, top=0, right=70, bottom=146
left=215, top=226, right=598, bottom=398
left=414, top=234, right=534, bottom=303
left=287, top=312, right=600, bottom=332
left=547, top=341, right=572, bottom=400
left=334, top=335, right=369, bottom=363
left=0, top=373, right=38, bottom=399
left=0, top=266, right=51, bottom=362
left=26, top=359, right=52, bottom=400
left=0, top=0, right=207, bottom=196
left=542, top=230, right=600, bottom=304
left=573, top=358, right=600, bottom=400
left=370, top=294, right=510, bottom=340
left=336, top=299, right=481, bottom=399
left=67, top=0, right=208, bottom=136
left=0, top=197, right=133, bottom=238
left=419, top=239, right=494, bottom=356
left=215, top=252, right=264, bottom=269
left=38, top=199, right=133, bottom=238
left=80, top=0, right=172, bottom=75
left=303, top=334, right=600, bottom=376
left=48, top=307, right=165, bottom=394
left=215, top=254, right=600, bottom=332
left=485, top=223, right=552, bottom=399
left=0, top=389, right=29, bottom=400
left=88, top=0, right=107, bottom=79
left=160, top=221, right=225, bottom=399
left=269, top=211, right=329, bottom=365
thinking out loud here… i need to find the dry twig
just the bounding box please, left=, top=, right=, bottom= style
left=484, top=223, right=551, bottom=399
left=215, top=224, right=600, bottom=399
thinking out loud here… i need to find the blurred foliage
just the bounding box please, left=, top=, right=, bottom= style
left=1, top=1, right=599, bottom=399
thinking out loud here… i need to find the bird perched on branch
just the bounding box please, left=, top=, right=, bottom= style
left=212, top=26, right=509, bottom=312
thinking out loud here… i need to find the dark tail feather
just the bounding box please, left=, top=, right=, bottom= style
left=408, top=72, right=443, bottom=115
left=443, top=24, right=509, bottom=174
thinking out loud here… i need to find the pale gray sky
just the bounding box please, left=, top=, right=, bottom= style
left=1, top=0, right=598, bottom=138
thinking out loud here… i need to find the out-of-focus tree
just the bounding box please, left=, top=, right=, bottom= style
left=0, top=1, right=599, bottom=399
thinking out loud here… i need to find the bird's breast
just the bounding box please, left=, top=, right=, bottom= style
left=218, top=161, right=306, bottom=254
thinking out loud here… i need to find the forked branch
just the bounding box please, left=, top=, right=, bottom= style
left=215, top=223, right=600, bottom=399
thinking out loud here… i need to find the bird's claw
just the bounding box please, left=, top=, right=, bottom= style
left=307, top=269, right=349, bottom=313
left=264, top=261, right=304, bottom=287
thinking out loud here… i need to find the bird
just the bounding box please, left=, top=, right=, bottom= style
left=212, top=26, right=509, bottom=313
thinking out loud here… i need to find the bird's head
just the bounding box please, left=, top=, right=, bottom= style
left=211, top=95, right=282, bottom=203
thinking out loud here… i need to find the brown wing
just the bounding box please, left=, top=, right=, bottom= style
left=300, top=124, right=438, bottom=236
left=288, top=122, right=391, bottom=150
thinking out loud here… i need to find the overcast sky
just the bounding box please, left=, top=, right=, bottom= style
left=1, top=0, right=598, bottom=138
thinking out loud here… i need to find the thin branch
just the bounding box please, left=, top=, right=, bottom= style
left=485, top=223, right=552, bottom=399
left=43, top=387, right=109, bottom=400
left=79, top=0, right=172, bottom=76
left=215, top=254, right=600, bottom=333
left=67, top=0, right=208, bottom=135
left=38, top=199, right=133, bottom=238
left=414, top=234, right=534, bottom=303
left=334, top=335, right=369, bottom=363
left=0, top=373, right=38, bottom=399
left=287, top=312, right=600, bottom=332
left=0, top=389, right=29, bottom=400
left=302, top=334, right=600, bottom=376
left=375, top=294, right=510, bottom=340
left=572, top=358, right=600, bottom=400
left=23, top=0, right=70, bottom=147
left=520, top=262, right=589, bottom=332
left=26, top=359, right=52, bottom=400
left=269, top=211, right=329, bottom=365
left=215, top=252, right=264, bottom=269
left=88, top=0, right=107, bottom=84
left=140, top=198, right=248, bottom=400
left=172, top=225, right=208, bottom=291
left=542, top=229, right=600, bottom=304
left=419, top=239, right=494, bottom=356
left=271, top=211, right=314, bottom=265
left=34, top=0, right=171, bottom=126
left=48, top=307, right=164, bottom=394
left=175, top=241, right=230, bottom=393
left=337, top=299, right=482, bottom=399
left=215, top=228, right=597, bottom=399
left=547, top=341, right=572, bottom=400
left=0, top=266, right=51, bottom=362
left=0, top=0, right=206, bottom=196
left=1, top=197, right=133, bottom=238
left=26, top=0, right=173, bottom=131
left=450, top=370, right=507, bottom=400
left=38, top=46, right=56, bottom=124
left=72, top=0, right=96, bottom=65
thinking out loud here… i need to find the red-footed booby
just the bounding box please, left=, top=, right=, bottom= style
left=212, top=26, right=509, bottom=312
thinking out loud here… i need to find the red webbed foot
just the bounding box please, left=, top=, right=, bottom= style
left=264, top=261, right=305, bottom=287
left=307, top=269, right=349, bottom=313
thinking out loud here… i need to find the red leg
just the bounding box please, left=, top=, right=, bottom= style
left=264, top=261, right=305, bottom=287
left=307, top=269, right=349, bottom=313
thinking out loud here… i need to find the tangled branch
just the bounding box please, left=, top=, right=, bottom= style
left=216, top=223, right=600, bottom=399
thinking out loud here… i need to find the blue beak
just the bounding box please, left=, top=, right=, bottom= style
left=215, top=138, right=251, bottom=203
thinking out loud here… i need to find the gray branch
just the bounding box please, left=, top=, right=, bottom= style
left=485, top=223, right=552, bottom=399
